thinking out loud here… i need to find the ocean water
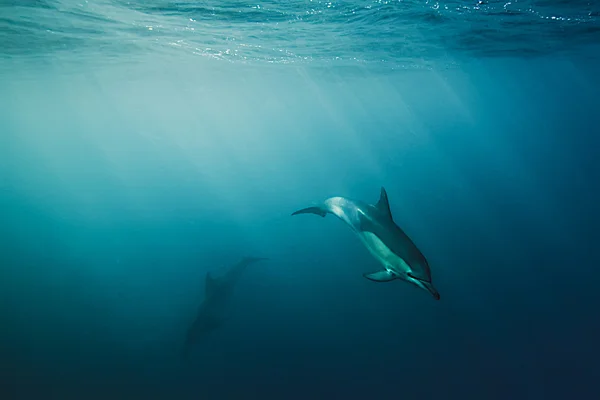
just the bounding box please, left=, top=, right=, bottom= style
left=1, top=1, right=599, bottom=399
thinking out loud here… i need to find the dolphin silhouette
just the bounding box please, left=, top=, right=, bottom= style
left=183, top=256, right=268, bottom=358
left=292, top=187, right=440, bottom=300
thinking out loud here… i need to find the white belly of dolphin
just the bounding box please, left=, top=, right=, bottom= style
left=358, top=231, right=410, bottom=276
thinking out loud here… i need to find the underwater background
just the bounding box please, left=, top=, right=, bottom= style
left=1, top=1, right=599, bottom=399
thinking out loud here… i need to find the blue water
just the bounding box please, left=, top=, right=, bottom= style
left=1, top=1, right=599, bottom=399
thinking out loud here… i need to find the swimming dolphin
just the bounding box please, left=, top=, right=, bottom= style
left=183, top=256, right=268, bottom=358
left=292, top=187, right=440, bottom=300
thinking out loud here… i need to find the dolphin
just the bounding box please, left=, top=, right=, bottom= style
left=183, top=256, right=268, bottom=358
left=292, top=187, right=440, bottom=300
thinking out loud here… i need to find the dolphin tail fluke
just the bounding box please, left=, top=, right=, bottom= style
left=291, top=206, right=328, bottom=217
left=363, top=270, right=396, bottom=282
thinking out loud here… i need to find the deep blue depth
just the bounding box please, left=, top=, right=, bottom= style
left=1, top=1, right=599, bottom=399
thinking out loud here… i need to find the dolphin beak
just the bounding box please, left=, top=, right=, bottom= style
left=424, top=283, right=441, bottom=300
left=408, top=273, right=440, bottom=300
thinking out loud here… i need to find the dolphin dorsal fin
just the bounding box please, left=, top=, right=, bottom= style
left=375, top=187, right=394, bottom=221
left=205, top=272, right=218, bottom=297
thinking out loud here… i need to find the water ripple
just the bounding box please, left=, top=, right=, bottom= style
left=0, top=0, right=598, bottom=69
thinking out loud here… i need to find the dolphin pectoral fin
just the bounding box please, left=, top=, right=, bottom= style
left=363, top=270, right=396, bottom=282
left=291, top=206, right=327, bottom=217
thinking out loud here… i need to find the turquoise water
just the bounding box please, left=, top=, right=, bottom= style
left=1, top=1, right=599, bottom=399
